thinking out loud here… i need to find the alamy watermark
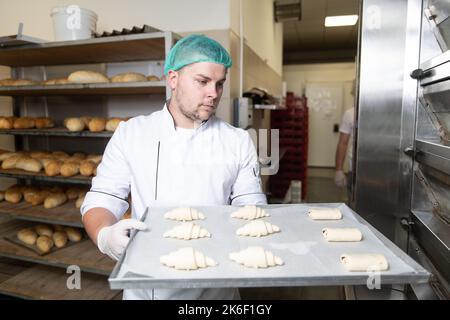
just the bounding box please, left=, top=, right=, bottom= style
left=66, top=5, right=81, bottom=31
left=66, top=265, right=81, bottom=290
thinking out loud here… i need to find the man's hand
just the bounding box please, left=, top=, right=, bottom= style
left=97, top=219, right=147, bottom=260
left=334, top=170, right=347, bottom=188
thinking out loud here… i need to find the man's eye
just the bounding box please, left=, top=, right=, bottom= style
left=217, top=82, right=224, bottom=88
left=197, top=79, right=207, bottom=85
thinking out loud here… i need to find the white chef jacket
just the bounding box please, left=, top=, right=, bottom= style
left=339, top=107, right=354, bottom=171
left=81, top=104, right=267, bottom=300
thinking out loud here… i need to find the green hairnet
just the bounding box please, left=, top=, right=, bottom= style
left=164, top=34, right=232, bottom=75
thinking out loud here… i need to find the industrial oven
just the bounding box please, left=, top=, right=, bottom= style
left=355, top=0, right=449, bottom=299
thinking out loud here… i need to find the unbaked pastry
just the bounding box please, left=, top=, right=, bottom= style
left=340, top=253, right=389, bottom=271
left=236, top=220, right=280, bottom=237
left=231, top=205, right=269, bottom=220
left=160, top=247, right=217, bottom=270
left=308, top=208, right=342, bottom=220
left=322, top=228, right=362, bottom=242
left=164, top=207, right=205, bottom=221
left=229, top=246, right=283, bottom=268
left=163, top=222, right=211, bottom=240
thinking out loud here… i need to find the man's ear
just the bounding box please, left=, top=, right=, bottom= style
left=167, top=70, right=178, bottom=90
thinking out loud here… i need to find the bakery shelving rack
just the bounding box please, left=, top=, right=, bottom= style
left=0, top=31, right=179, bottom=299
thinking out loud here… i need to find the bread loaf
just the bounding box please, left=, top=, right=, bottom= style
left=79, top=160, right=96, bottom=176
left=65, top=187, right=80, bottom=200
left=1, top=155, right=21, bottom=169
left=80, top=116, right=92, bottom=127
left=35, top=224, right=54, bottom=237
left=10, top=79, right=39, bottom=86
left=75, top=193, right=85, bottom=209
left=36, top=235, right=54, bottom=253
left=52, top=224, right=65, bottom=232
left=105, top=118, right=123, bottom=132
left=47, top=186, right=65, bottom=194
left=65, top=227, right=82, bottom=242
left=28, top=190, right=50, bottom=206
left=88, top=117, right=106, bottom=132
left=15, top=157, right=43, bottom=173
left=43, top=78, right=69, bottom=85
left=71, top=152, right=86, bottom=160
left=35, top=117, right=55, bottom=129
left=22, top=186, right=40, bottom=203
left=29, top=151, right=50, bottom=159
left=65, top=118, right=85, bottom=132
left=17, top=228, right=38, bottom=245
left=147, top=75, right=160, bottom=81
left=53, top=231, right=68, bottom=248
left=68, top=70, right=110, bottom=84
left=60, top=160, right=80, bottom=177
left=13, top=117, right=35, bottom=129
left=86, top=154, right=102, bottom=164
left=111, top=72, right=147, bottom=83
left=44, top=192, right=67, bottom=209
left=51, top=151, right=70, bottom=160
left=0, top=117, right=14, bottom=129
left=0, top=151, right=21, bottom=161
left=44, top=159, right=62, bottom=176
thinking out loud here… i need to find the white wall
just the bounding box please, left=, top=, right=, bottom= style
left=230, top=0, right=283, bottom=76
left=0, top=0, right=230, bottom=40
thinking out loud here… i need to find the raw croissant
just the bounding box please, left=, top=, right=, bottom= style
left=164, top=207, right=205, bottom=221
left=163, top=222, right=210, bottom=240
left=229, top=246, right=283, bottom=268
left=160, top=247, right=217, bottom=270
left=236, top=220, right=280, bottom=237
left=230, top=205, right=269, bottom=220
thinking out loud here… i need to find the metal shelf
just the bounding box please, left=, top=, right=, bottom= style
left=0, top=81, right=166, bottom=96
left=0, top=128, right=113, bottom=138
left=0, top=168, right=92, bottom=185
left=415, top=139, right=450, bottom=175
left=0, top=32, right=175, bottom=67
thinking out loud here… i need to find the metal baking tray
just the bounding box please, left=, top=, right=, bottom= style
left=109, top=203, right=429, bottom=289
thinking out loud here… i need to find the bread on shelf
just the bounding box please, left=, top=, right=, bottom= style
left=68, top=70, right=110, bottom=84
left=110, top=72, right=147, bottom=83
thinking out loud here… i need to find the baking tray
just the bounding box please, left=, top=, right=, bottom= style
left=109, top=203, right=430, bottom=289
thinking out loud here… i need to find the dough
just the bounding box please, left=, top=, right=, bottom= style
left=68, top=70, right=109, bottom=84
left=231, top=205, right=269, bottom=220
left=36, top=235, right=54, bottom=253
left=44, top=192, right=67, bottom=209
left=17, top=228, right=38, bottom=245
left=340, top=253, right=389, bottom=271
left=164, top=207, right=205, bottom=221
left=65, top=227, right=82, bottom=242
left=52, top=231, right=68, bottom=248
left=35, top=224, right=54, bottom=237
left=35, top=117, right=54, bottom=129
left=163, top=222, right=210, bottom=240
left=322, top=228, right=363, bottom=242
left=110, top=72, right=147, bottom=83
left=236, top=220, right=280, bottom=237
left=147, top=75, right=160, bottom=81
left=65, top=118, right=85, bottom=132
left=13, top=117, right=35, bottom=129
left=160, top=247, right=217, bottom=270
left=105, top=118, right=123, bottom=132
left=229, top=246, right=283, bottom=268
left=308, top=208, right=342, bottom=220
left=88, top=117, right=106, bottom=132
left=15, top=157, right=42, bottom=173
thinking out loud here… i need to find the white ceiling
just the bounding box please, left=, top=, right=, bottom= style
left=282, top=0, right=360, bottom=64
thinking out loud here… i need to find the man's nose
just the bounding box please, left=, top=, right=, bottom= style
left=206, top=83, right=219, bottom=99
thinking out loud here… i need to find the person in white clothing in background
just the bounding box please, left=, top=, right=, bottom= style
left=81, top=34, right=267, bottom=300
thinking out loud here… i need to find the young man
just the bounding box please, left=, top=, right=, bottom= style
left=81, top=34, right=267, bottom=299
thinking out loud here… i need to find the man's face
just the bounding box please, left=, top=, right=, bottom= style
left=168, top=62, right=227, bottom=123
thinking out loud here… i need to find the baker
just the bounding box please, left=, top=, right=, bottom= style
left=81, top=34, right=267, bottom=300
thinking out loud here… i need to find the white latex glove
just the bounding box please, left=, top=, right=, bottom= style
left=334, top=170, right=347, bottom=188
left=97, top=219, right=147, bottom=261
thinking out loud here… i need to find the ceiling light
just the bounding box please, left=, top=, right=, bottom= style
left=325, top=15, right=358, bottom=27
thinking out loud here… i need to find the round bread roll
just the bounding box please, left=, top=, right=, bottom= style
left=65, top=117, right=85, bottom=132
left=105, top=118, right=123, bottom=132
left=22, top=186, right=40, bottom=202
left=60, top=160, right=80, bottom=177
left=52, top=231, right=68, bottom=248
left=35, top=117, right=55, bottom=129
left=0, top=117, right=14, bottom=129
left=13, top=117, right=35, bottom=129
left=79, top=160, right=96, bottom=176
left=36, top=235, right=54, bottom=253
left=88, top=117, right=106, bottom=132
left=17, top=228, right=38, bottom=245
left=44, top=192, right=67, bottom=209
left=65, top=227, right=82, bottom=242
left=80, top=116, right=92, bottom=127
left=111, top=72, right=147, bottom=83
left=39, top=157, right=54, bottom=167
left=0, top=190, right=4, bottom=201
left=1, top=155, right=21, bottom=169
left=68, top=70, right=110, bottom=84
left=44, top=159, right=62, bottom=176
left=35, top=224, right=54, bottom=237
left=147, top=75, right=160, bottom=81
left=5, top=185, right=22, bottom=203
left=15, top=157, right=43, bottom=173
left=28, top=190, right=50, bottom=206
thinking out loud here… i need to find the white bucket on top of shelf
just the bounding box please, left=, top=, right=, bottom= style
left=50, top=5, right=98, bottom=41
